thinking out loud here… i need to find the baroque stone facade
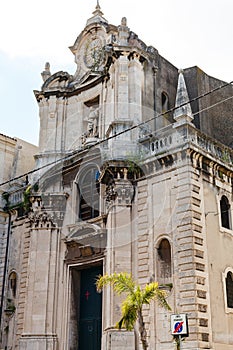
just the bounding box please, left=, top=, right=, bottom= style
left=1, top=3, right=233, bottom=350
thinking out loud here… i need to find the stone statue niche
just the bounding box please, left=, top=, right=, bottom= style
left=82, top=102, right=100, bottom=146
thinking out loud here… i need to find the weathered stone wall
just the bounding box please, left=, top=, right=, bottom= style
left=184, top=67, right=233, bottom=148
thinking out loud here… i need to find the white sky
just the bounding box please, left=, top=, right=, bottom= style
left=1, top=0, right=233, bottom=145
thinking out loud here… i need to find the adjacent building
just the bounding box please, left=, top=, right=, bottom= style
left=0, top=135, right=37, bottom=346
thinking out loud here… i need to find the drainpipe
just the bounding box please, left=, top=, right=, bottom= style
left=0, top=211, right=11, bottom=329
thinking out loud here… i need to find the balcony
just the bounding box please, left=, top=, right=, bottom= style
left=140, top=123, right=233, bottom=168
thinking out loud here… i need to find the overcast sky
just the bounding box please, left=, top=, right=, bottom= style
left=1, top=0, right=233, bottom=145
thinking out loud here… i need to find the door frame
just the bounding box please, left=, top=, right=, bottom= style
left=64, top=258, right=104, bottom=350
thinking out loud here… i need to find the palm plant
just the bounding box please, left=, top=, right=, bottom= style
left=96, top=272, right=171, bottom=350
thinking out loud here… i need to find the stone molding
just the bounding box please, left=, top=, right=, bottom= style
left=19, top=334, right=58, bottom=350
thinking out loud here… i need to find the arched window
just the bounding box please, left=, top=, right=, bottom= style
left=220, top=195, right=231, bottom=229
left=9, top=271, right=17, bottom=298
left=161, top=92, right=169, bottom=113
left=226, top=271, right=233, bottom=308
left=78, top=166, right=100, bottom=221
left=157, top=239, right=171, bottom=279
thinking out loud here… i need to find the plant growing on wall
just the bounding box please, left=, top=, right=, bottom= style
left=2, top=184, right=33, bottom=214
left=4, top=298, right=16, bottom=316
left=96, top=272, right=171, bottom=350
left=2, top=191, right=10, bottom=211
left=22, top=185, right=32, bottom=212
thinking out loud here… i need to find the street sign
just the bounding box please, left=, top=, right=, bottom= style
left=171, top=314, right=189, bottom=336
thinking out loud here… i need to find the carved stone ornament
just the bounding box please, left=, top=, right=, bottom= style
left=28, top=211, right=56, bottom=229
left=105, top=179, right=135, bottom=207
left=82, top=106, right=100, bottom=146
left=76, top=33, right=106, bottom=78
left=29, top=194, right=66, bottom=227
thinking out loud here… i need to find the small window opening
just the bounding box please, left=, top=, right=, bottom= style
left=220, top=195, right=231, bottom=229
left=9, top=271, right=17, bottom=298
left=226, top=271, right=233, bottom=308
left=78, top=167, right=100, bottom=221
left=161, top=92, right=169, bottom=113
left=157, top=239, right=171, bottom=278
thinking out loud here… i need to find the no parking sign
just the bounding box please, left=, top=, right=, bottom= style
left=171, top=314, right=189, bottom=337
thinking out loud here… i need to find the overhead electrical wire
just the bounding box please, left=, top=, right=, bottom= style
left=0, top=79, right=233, bottom=189
left=192, top=94, right=233, bottom=117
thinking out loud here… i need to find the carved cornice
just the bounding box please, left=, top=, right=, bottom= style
left=64, top=241, right=105, bottom=264
left=34, top=72, right=106, bottom=102
left=64, top=222, right=106, bottom=263
left=66, top=222, right=106, bottom=249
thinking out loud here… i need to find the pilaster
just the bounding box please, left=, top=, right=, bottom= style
left=103, top=165, right=135, bottom=345
left=115, top=53, right=129, bottom=120
left=18, top=206, right=60, bottom=350
left=174, top=152, right=211, bottom=348
left=137, top=179, right=151, bottom=348
left=137, top=179, right=150, bottom=287
left=16, top=220, right=31, bottom=347
left=129, top=53, right=143, bottom=125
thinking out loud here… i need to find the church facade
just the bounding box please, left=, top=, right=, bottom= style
left=1, top=3, right=233, bottom=349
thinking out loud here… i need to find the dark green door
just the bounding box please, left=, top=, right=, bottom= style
left=79, top=265, right=102, bottom=350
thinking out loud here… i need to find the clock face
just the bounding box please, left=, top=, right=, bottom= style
left=83, top=37, right=105, bottom=70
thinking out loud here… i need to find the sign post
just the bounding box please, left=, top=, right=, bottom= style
left=171, top=314, right=189, bottom=349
